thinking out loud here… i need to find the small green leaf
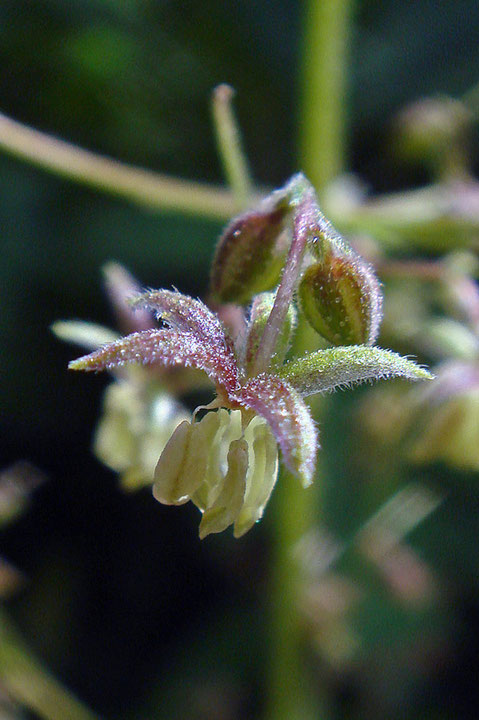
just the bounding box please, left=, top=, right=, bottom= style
left=278, top=345, right=433, bottom=396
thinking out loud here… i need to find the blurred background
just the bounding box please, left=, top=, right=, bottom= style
left=2, top=1, right=479, bottom=718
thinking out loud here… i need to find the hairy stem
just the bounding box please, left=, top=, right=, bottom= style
left=0, top=110, right=250, bottom=220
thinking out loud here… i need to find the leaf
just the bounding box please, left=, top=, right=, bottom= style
left=234, top=374, right=318, bottom=487
left=68, top=328, right=239, bottom=392
left=278, top=345, right=434, bottom=396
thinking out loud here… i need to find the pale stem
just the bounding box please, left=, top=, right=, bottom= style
left=0, top=110, right=250, bottom=220
left=211, top=85, right=254, bottom=209
left=0, top=609, right=100, bottom=720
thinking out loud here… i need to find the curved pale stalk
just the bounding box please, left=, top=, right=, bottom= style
left=0, top=609, right=100, bottom=720
left=211, top=84, right=254, bottom=208
left=0, top=110, right=253, bottom=220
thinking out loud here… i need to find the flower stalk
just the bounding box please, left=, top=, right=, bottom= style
left=211, top=84, right=254, bottom=209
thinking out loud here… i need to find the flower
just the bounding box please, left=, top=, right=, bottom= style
left=66, top=175, right=433, bottom=537
left=69, top=288, right=432, bottom=537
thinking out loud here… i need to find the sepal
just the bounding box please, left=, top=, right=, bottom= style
left=244, top=292, right=296, bottom=373
left=51, top=320, right=119, bottom=351
left=235, top=374, right=317, bottom=487
left=278, top=345, right=434, bottom=396
left=68, top=328, right=239, bottom=392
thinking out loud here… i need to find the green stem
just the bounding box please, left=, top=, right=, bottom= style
left=266, top=2, right=355, bottom=717
left=0, top=110, right=254, bottom=221
left=298, top=0, right=354, bottom=195
left=211, top=85, right=254, bottom=209
left=0, top=609, right=100, bottom=720
left=266, top=464, right=322, bottom=720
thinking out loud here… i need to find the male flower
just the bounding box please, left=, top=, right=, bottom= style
left=69, top=287, right=431, bottom=537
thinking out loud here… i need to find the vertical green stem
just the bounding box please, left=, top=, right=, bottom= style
left=266, top=1, right=355, bottom=717
left=298, top=0, right=354, bottom=195
left=266, top=465, right=322, bottom=720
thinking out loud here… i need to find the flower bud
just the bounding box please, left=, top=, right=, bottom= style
left=394, top=96, right=472, bottom=178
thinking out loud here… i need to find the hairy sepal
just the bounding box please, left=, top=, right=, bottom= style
left=68, top=328, right=239, bottom=393
left=278, top=345, right=434, bottom=396
left=210, top=190, right=293, bottom=305
left=299, top=255, right=382, bottom=345
left=130, top=289, right=231, bottom=347
left=245, top=292, right=297, bottom=373
left=234, top=374, right=317, bottom=487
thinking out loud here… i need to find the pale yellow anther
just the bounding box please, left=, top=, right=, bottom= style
left=153, top=407, right=279, bottom=537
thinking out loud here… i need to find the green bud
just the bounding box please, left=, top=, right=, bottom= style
left=394, top=96, right=472, bottom=179
left=299, top=254, right=382, bottom=346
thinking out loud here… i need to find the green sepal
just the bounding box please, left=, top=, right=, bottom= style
left=299, top=254, right=382, bottom=345
left=244, top=292, right=297, bottom=373
left=278, top=345, right=434, bottom=397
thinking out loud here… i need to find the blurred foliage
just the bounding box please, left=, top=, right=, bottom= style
left=2, top=1, right=479, bottom=719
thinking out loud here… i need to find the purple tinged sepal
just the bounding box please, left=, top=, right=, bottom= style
left=234, top=374, right=317, bottom=487
left=209, top=185, right=294, bottom=305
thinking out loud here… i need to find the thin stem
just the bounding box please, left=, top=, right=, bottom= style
left=0, top=110, right=252, bottom=220
left=0, top=609, right=100, bottom=720
left=266, top=390, right=328, bottom=720
left=298, top=0, right=353, bottom=195
left=211, top=85, right=254, bottom=209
